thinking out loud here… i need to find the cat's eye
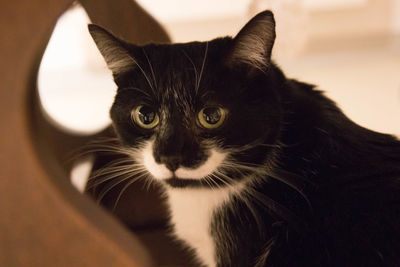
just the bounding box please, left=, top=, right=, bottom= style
left=198, top=107, right=226, bottom=129
left=132, top=105, right=159, bottom=129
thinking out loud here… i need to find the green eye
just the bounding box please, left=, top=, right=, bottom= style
left=132, top=105, right=159, bottom=129
left=198, top=107, right=226, bottom=129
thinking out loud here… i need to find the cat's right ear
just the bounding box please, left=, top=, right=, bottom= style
left=88, top=24, right=136, bottom=75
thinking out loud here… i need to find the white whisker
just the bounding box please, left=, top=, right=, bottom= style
left=132, top=58, right=157, bottom=96
left=119, top=86, right=152, bottom=98
left=89, top=160, right=138, bottom=179
left=181, top=49, right=199, bottom=93
left=97, top=173, right=134, bottom=203
left=142, top=48, right=158, bottom=95
left=89, top=168, right=142, bottom=189
left=196, top=42, right=208, bottom=95
left=112, top=171, right=150, bottom=211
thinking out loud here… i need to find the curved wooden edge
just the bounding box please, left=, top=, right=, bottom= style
left=0, top=0, right=171, bottom=266
left=80, top=0, right=170, bottom=45
left=35, top=0, right=171, bottom=175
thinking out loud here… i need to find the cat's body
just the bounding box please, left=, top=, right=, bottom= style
left=88, top=11, right=400, bottom=266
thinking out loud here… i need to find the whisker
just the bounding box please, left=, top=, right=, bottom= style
left=268, top=170, right=314, bottom=210
left=210, top=171, right=265, bottom=234
left=90, top=161, right=146, bottom=190
left=76, top=146, right=129, bottom=158
left=244, top=187, right=306, bottom=232
left=142, top=173, right=156, bottom=191
left=226, top=140, right=282, bottom=153
left=208, top=173, right=222, bottom=190
left=213, top=164, right=307, bottom=232
left=211, top=172, right=232, bottom=189
left=96, top=173, right=135, bottom=203
left=89, top=166, right=146, bottom=185
left=237, top=190, right=265, bottom=235
left=89, top=168, right=144, bottom=189
left=131, top=56, right=157, bottom=96
left=65, top=138, right=121, bottom=164
left=221, top=159, right=313, bottom=210
left=142, top=48, right=158, bottom=93
left=254, top=233, right=279, bottom=267
left=118, top=86, right=152, bottom=98
left=96, top=167, right=149, bottom=203
left=89, top=161, right=140, bottom=182
left=196, top=41, right=208, bottom=95
left=221, top=162, right=264, bottom=173
left=89, top=158, right=137, bottom=175
left=90, top=166, right=133, bottom=181
left=112, top=172, right=149, bottom=211
left=203, top=175, right=215, bottom=189
left=181, top=49, right=199, bottom=93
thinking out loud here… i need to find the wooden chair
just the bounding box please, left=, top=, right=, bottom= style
left=0, top=1, right=193, bottom=266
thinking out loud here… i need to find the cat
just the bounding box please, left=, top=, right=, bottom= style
left=87, top=10, right=400, bottom=267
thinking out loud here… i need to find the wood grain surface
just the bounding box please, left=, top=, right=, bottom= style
left=0, top=1, right=171, bottom=266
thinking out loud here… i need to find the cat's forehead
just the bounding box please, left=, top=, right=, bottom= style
left=142, top=39, right=222, bottom=58
left=138, top=38, right=231, bottom=72
left=126, top=38, right=233, bottom=104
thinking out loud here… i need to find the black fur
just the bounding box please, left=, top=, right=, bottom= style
left=88, top=10, right=400, bottom=266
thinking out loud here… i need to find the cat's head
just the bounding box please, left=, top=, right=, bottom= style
left=89, top=11, right=284, bottom=188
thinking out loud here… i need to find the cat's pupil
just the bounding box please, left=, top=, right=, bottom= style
left=138, top=106, right=156, bottom=124
left=203, top=107, right=221, bottom=124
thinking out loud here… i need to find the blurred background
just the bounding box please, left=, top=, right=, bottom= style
left=38, top=0, right=400, bottom=138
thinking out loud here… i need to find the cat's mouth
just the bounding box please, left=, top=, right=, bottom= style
left=164, top=176, right=208, bottom=188
left=140, top=140, right=226, bottom=186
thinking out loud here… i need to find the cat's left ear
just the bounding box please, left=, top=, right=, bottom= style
left=88, top=24, right=136, bottom=75
left=226, top=10, right=276, bottom=72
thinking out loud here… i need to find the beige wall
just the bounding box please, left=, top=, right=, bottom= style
left=307, top=0, right=394, bottom=42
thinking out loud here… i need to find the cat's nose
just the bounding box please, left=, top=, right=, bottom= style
left=160, top=156, right=180, bottom=172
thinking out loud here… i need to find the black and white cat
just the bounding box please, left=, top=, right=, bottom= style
left=88, top=11, right=400, bottom=267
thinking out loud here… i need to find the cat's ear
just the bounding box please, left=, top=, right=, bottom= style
left=88, top=24, right=136, bottom=75
left=227, top=11, right=276, bottom=72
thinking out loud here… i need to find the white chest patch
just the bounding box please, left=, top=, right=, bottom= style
left=166, top=184, right=244, bottom=267
left=138, top=139, right=241, bottom=265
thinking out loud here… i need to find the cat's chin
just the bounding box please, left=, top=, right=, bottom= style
left=164, top=176, right=215, bottom=189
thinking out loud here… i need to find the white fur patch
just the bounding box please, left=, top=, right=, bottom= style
left=140, top=140, right=226, bottom=181
left=167, top=183, right=244, bottom=267
left=141, top=141, right=172, bottom=180
left=139, top=139, right=236, bottom=266
left=175, top=150, right=226, bottom=179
